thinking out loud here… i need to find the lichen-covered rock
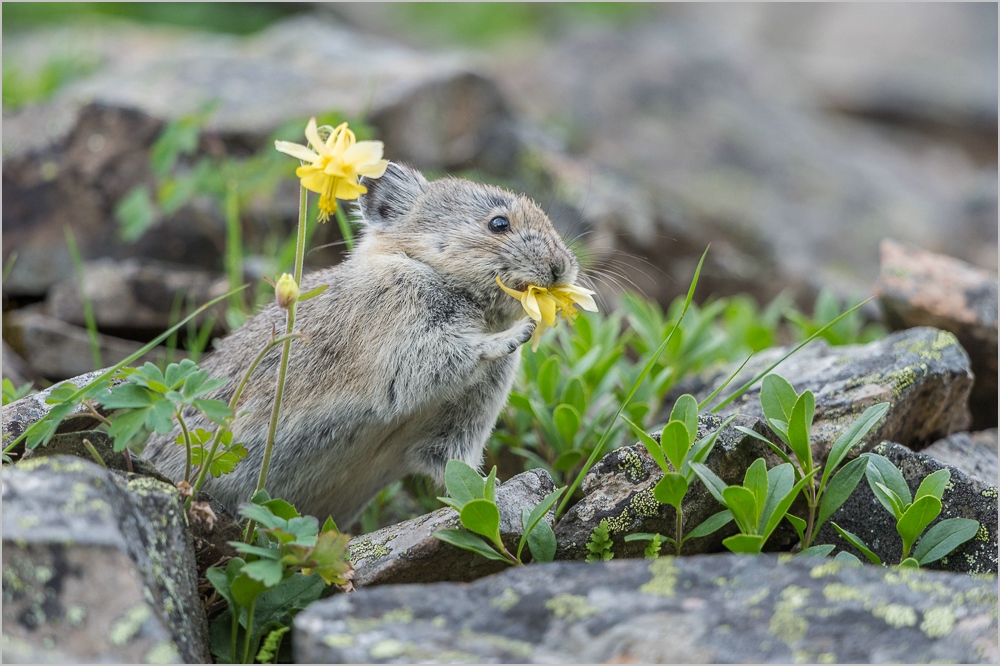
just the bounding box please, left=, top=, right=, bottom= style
left=294, top=554, right=998, bottom=663
left=816, top=441, right=998, bottom=575
left=674, top=327, right=974, bottom=460
left=1, top=368, right=112, bottom=446
left=2, top=456, right=210, bottom=663
left=553, top=415, right=782, bottom=560
left=922, top=429, right=998, bottom=487
left=876, top=239, right=998, bottom=429
left=350, top=468, right=555, bottom=587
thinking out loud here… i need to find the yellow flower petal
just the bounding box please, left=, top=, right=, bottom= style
left=555, top=284, right=598, bottom=312
left=334, top=177, right=367, bottom=200
left=522, top=289, right=543, bottom=322
left=534, top=289, right=557, bottom=327
left=305, top=117, right=325, bottom=154
left=274, top=141, right=320, bottom=163
left=495, top=276, right=526, bottom=300
left=296, top=166, right=329, bottom=195
left=343, top=140, right=385, bottom=165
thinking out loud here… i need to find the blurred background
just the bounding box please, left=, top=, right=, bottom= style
left=2, top=1, right=997, bottom=528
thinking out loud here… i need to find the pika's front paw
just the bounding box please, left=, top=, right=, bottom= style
left=507, top=318, right=536, bottom=353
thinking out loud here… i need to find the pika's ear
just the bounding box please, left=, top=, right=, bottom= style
left=358, top=162, right=428, bottom=228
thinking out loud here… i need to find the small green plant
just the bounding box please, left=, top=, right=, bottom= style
left=622, top=394, right=736, bottom=555
left=832, top=456, right=980, bottom=567
left=207, top=493, right=351, bottom=664
left=692, top=459, right=814, bottom=554
left=585, top=519, right=614, bottom=562
left=734, top=374, right=890, bottom=551
left=2, top=378, right=33, bottom=406
left=785, top=288, right=887, bottom=346
left=434, top=460, right=564, bottom=565
left=624, top=532, right=666, bottom=559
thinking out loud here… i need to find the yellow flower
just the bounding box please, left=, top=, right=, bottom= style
left=496, top=276, right=598, bottom=351
left=274, top=118, right=389, bottom=222
left=275, top=273, right=299, bottom=309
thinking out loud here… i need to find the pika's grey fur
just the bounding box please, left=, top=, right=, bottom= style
left=144, top=163, right=579, bottom=526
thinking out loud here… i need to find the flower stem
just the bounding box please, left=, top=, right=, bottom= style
left=334, top=205, right=354, bottom=251
left=248, top=186, right=309, bottom=533
left=675, top=507, right=684, bottom=556
left=177, top=412, right=194, bottom=483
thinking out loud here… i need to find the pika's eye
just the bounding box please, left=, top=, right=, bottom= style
left=488, top=216, right=510, bottom=234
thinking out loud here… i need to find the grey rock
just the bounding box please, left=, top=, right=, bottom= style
left=47, top=258, right=227, bottom=336
left=350, top=468, right=555, bottom=587
left=816, top=441, right=998, bottom=575
left=1, top=368, right=114, bottom=447
left=4, top=306, right=178, bottom=381
left=676, top=327, right=974, bottom=459
left=923, top=429, right=999, bottom=486
left=2, top=456, right=210, bottom=663
left=876, top=239, right=998, bottom=429
left=19, top=429, right=172, bottom=484
left=554, top=415, right=783, bottom=561
left=294, top=554, right=998, bottom=664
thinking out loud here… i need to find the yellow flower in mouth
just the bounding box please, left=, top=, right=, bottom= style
left=496, top=276, right=598, bottom=351
left=274, top=118, right=389, bottom=222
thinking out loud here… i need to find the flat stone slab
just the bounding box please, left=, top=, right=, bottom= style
left=923, top=429, right=998, bottom=487
left=350, top=469, right=555, bottom=587
left=294, top=554, right=998, bottom=663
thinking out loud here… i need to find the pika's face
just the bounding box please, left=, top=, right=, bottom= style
left=358, top=164, right=579, bottom=320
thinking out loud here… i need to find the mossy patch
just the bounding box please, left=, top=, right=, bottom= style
left=920, top=606, right=955, bottom=638
left=769, top=585, right=810, bottom=646
left=490, top=587, right=520, bottom=612
left=872, top=603, right=917, bottom=628
left=350, top=539, right=391, bottom=562
left=640, top=557, right=679, bottom=598
left=545, top=593, right=598, bottom=622
left=108, top=603, right=152, bottom=646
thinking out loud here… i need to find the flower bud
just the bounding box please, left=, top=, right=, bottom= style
left=275, top=273, right=299, bottom=309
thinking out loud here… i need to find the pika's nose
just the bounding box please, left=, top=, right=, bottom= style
left=549, top=257, right=568, bottom=284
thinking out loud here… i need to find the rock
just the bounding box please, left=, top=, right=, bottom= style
left=1, top=368, right=114, bottom=446
left=19, top=429, right=171, bottom=483
left=677, top=327, right=974, bottom=459
left=1, top=340, right=37, bottom=390
left=494, top=13, right=997, bottom=307
left=922, top=430, right=999, bottom=487
left=4, top=305, right=179, bottom=381
left=554, top=415, right=784, bottom=561
left=294, top=554, right=998, bottom=663
left=2, top=103, right=226, bottom=297
left=350, top=468, right=555, bottom=587
left=816, top=442, right=998, bottom=575
left=2, top=456, right=210, bottom=663
left=47, top=258, right=228, bottom=337
left=876, top=239, right=998, bottom=429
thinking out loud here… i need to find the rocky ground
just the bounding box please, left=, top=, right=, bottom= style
left=2, top=5, right=997, bottom=664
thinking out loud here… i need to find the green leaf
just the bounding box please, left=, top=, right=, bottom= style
left=241, top=559, right=284, bottom=587
left=444, top=459, right=485, bottom=505
left=106, top=408, right=152, bottom=452
left=460, top=499, right=502, bottom=543
left=815, top=456, right=868, bottom=536
left=537, top=357, right=560, bottom=404
left=520, top=487, right=564, bottom=549
left=437, top=497, right=464, bottom=512
left=913, top=518, right=980, bottom=565
left=297, top=285, right=329, bottom=303
left=684, top=416, right=736, bottom=474
left=760, top=374, right=798, bottom=424
left=653, top=473, right=688, bottom=510
left=874, top=482, right=906, bottom=520
left=896, top=495, right=942, bottom=558
left=914, top=469, right=951, bottom=503
left=744, top=458, right=769, bottom=516
left=239, top=503, right=287, bottom=531
left=865, top=454, right=912, bottom=511
left=786, top=390, right=815, bottom=473
left=786, top=513, right=807, bottom=544
left=526, top=518, right=557, bottom=563
left=434, top=529, right=509, bottom=562
left=722, top=534, right=765, bottom=554
left=898, top=557, right=920, bottom=568
left=552, top=450, right=584, bottom=472
left=690, top=462, right=728, bottom=506
left=99, top=383, right=155, bottom=410
left=734, top=425, right=794, bottom=466
left=683, top=509, right=734, bottom=542
left=820, top=402, right=889, bottom=491
left=623, top=416, right=666, bottom=473
left=798, top=544, right=835, bottom=558
left=660, top=420, right=690, bottom=473
left=262, top=498, right=301, bottom=521
left=553, top=404, right=581, bottom=447
left=762, top=466, right=815, bottom=541
left=723, top=486, right=759, bottom=535
left=231, top=543, right=281, bottom=560
left=834, top=551, right=864, bottom=566
left=832, top=523, right=882, bottom=565
left=759, top=463, right=794, bottom=533
left=115, top=186, right=157, bottom=243
left=231, top=571, right=267, bottom=608
left=562, top=376, right=587, bottom=415
left=669, top=394, right=699, bottom=447
left=484, top=465, right=497, bottom=504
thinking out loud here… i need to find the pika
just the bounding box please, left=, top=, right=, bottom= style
left=144, top=163, right=580, bottom=526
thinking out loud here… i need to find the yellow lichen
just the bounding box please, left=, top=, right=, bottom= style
left=545, top=593, right=598, bottom=621
left=769, top=586, right=810, bottom=646
left=920, top=606, right=955, bottom=638
left=640, top=557, right=680, bottom=598
left=323, top=634, right=355, bottom=648
left=872, top=603, right=918, bottom=628
left=491, top=588, right=520, bottom=612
